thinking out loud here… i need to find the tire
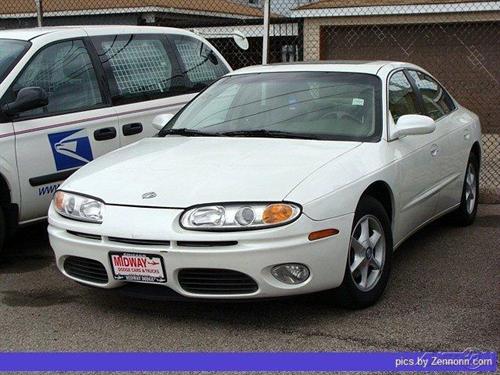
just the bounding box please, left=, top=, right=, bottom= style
left=334, top=196, right=393, bottom=309
left=451, top=153, right=479, bottom=226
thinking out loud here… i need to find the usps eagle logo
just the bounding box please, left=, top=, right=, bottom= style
left=48, top=129, right=94, bottom=171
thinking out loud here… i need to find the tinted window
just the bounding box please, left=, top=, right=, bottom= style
left=171, top=35, right=229, bottom=91
left=388, top=71, right=419, bottom=122
left=0, top=39, right=30, bottom=82
left=8, top=40, right=103, bottom=119
left=162, top=72, right=382, bottom=142
left=408, top=70, right=455, bottom=120
left=93, top=35, right=176, bottom=104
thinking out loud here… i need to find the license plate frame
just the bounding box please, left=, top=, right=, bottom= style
left=109, top=252, right=167, bottom=284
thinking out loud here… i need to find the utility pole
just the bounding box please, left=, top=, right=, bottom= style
left=262, top=0, right=270, bottom=64
left=35, top=0, right=43, bottom=27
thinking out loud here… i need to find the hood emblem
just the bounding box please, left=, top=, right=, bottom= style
left=142, top=192, right=157, bottom=199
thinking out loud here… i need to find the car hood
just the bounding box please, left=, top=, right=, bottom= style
left=62, top=137, right=361, bottom=208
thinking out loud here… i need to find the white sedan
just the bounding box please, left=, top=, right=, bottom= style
left=48, top=62, right=481, bottom=308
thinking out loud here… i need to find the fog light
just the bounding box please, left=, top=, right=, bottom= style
left=271, top=263, right=310, bottom=285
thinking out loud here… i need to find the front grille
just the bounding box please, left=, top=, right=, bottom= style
left=67, top=231, right=101, bottom=241
left=64, top=256, right=108, bottom=284
left=108, top=237, right=171, bottom=247
left=177, top=241, right=237, bottom=247
left=178, top=268, right=258, bottom=295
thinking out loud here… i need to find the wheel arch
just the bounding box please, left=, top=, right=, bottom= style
left=471, top=141, right=481, bottom=167
left=0, top=172, right=18, bottom=236
left=360, top=181, right=394, bottom=225
left=0, top=173, right=11, bottom=207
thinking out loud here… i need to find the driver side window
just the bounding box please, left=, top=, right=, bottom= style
left=388, top=71, right=419, bottom=123
left=7, top=40, right=104, bottom=119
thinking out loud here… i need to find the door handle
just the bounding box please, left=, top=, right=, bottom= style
left=122, top=122, right=143, bottom=136
left=430, top=144, right=439, bottom=157
left=94, top=127, right=117, bottom=141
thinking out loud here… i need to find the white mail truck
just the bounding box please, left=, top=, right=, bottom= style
left=0, top=26, right=231, bottom=249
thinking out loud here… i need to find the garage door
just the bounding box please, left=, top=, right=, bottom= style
left=320, top=22, right=500, bottom=133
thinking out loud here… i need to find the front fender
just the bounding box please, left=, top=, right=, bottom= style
left=286, top=143, right=398, bottom=221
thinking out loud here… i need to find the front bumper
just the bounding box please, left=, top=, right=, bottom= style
left=48, top=203, right=354, bottom=299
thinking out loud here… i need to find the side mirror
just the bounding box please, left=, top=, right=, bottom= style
left=152, top=113, right=175, bottom=131
left=1, top=87, right=48, bottom=116
left=232, top=30, right=249, bottom=51
left=394, top=114, right=436, bottom=138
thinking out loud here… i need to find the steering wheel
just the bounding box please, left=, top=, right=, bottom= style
left=320, top=110, right=362, bottom=124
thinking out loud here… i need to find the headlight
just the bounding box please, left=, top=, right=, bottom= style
left=54, top=191, right=104, bottom=223
left=180, top=202, right=301, bottom=231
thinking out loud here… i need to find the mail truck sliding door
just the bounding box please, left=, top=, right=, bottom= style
left=6, top=39, right=119, bottom=221
left=91, top=33, right=195, bottom=146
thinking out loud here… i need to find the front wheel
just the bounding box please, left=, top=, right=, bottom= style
left=334, top=196, right=393, bottom=309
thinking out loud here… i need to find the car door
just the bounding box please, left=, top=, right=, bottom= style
left=388, top=70, right=442, bottom=243
left=90, top=34, right=187, bottom=146
left=407, top=70, right=469, bottom=214
left=3, top=38, right=119, bottom=222
left=90, top=33, right=229, bottom=146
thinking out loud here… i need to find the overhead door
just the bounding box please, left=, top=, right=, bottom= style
left=320, top=22, right=500, bottom=132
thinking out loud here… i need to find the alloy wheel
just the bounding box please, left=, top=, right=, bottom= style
left=348, top=215, right=386, bottom=292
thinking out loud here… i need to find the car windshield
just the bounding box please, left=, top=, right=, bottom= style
left=0, top=39, right=30, bottom=82
left=161, top=71, right=382, bottom=141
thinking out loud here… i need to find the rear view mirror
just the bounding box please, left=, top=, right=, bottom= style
left=207, top=50, right=218, bottom=65
left=1, top=87, right=48, bottom=116
left=152, top=113, right=175, bottom=131
left=394, top=114, right=436, bottom=138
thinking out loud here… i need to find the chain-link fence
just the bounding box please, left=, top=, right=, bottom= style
left=1, top=0, right=499, bottom=202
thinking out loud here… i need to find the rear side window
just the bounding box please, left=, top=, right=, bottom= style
left=388, top=71, right=419, bottom=122
left=92, top=35, right=177, bottom=105
left=170, top=35, right=229, bottom=91
left=407, top=70, right=455, bottom=120
left=6, top=39, right=104, bottom=119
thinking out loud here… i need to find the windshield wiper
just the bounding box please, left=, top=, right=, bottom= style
left=160, top=128, right=220, bottom=137
left=161, top=128, right=322, bottom=140
left=218, top=129, right=321, bottom=140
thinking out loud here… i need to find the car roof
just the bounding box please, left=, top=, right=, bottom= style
left=0, top=28, right=52, bottom=41
left=0, top=25, right=198, bottom=41
left=228, top=61, right=416, bottom=76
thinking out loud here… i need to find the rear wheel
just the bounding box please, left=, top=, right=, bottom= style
left=452, top=153, right=479, bottom=226
left=334, top=196, right=393, bottom=309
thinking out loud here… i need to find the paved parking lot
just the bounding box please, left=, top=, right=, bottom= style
left=1, top=205, right=499, bottom=353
